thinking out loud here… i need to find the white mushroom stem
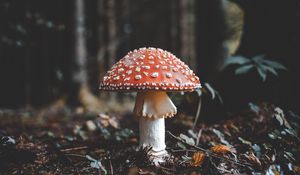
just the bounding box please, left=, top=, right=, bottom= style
left=134, top=91, right=177, bottom=161
left=139, top=117, right=166, bottom=153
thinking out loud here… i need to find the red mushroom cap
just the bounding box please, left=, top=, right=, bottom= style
left=99, top=47, right=201, bottom=92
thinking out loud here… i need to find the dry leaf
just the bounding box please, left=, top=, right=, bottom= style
left=293, top=165, right=300, bottom=174
left=191, top=151, right=205, bottom=167
left=244, top=152, right=262, bottom=167
left=210, top=144, right=231, bottom=154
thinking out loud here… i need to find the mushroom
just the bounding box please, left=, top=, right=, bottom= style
left=99, top=47, right=201, bottom=163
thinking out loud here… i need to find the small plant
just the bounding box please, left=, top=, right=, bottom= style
left=223, top=55, right=287, bottom=81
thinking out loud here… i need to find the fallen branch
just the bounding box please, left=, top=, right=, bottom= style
left=60, top=146, right=88, bottom=152
left=167, top=131, right=252, bottom=168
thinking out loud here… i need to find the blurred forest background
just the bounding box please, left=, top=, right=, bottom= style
left=0, top=0, right=300, bottom=118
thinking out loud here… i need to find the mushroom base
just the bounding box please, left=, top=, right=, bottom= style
left=139, top=117, right=166, bottom=152
left=139, top=117, right=168, bottom=164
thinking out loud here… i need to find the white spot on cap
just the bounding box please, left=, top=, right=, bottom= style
left=124, top=77, right=130, bottom=81
left=135, top=67, right=141, bottom=72
left=143, top=72, right=149, bottom=76
left=126, top=70, right=132, bottom=75
left=143, top=65, right=150, bottom=70
left=151, top=72, right=159, bottom=78
left=113, top=76, right=120, bottom=81
left=135, top=75, right=142, bottom=80
left=162, top=66, right=168, bottom=70
left=166, top=72, right=172, bottom=78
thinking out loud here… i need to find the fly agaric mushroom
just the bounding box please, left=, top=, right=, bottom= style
left=99, top=47, right=201, bottom=163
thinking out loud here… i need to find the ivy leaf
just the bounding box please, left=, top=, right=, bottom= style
left=235, top=64, right=253, bottom=75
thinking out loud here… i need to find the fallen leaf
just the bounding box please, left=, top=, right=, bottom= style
left=210, top=145, right=231, bottom=154
left=293, top=165, right=300, bottom=174
left=244, top=152, right=262, bottom=167
left=191, top=151, right=205, bottom=167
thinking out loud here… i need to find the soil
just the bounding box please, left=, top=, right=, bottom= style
left=0, top=103, right=299, bottom=175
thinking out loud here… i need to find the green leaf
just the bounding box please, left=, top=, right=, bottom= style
left=257, top=66, right=267, bottom=81
left=181, top=155, right=192, bottom=162
left=248, top=102, right=260, bottom=114
left=259, top=64, right=278, bottom=76
left=263, top=59, right=287, bottom=70
left=224, top=56, right=251, bottom=66
left=235, top=64, right=253, bottom=75
left=114, top=128, right=134, bottom=141
left=180, top=134, right=195, bottom=145
left=204, top=83, right=216, bottom=99
left=177, top=142, right=187, bottom=149
left=212, top=129, right=232, bottom=147
left=252, top=55, right=265, bottom=64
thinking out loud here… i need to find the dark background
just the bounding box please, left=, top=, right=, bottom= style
left=0, top=0, right=299, bottom=115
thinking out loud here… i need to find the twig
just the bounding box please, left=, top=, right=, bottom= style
left=109, top=158, right=114, bottom=175
left=209, top=157, right=222, bottom=175
left=60, top=146, right=88, bottom=152
left=196, top=129, right=202, bottom=145
left=170, top=149, right=197, bottom=152
left=193, top=97, right=202, bottom=129
left=167, top=131, right=252, bottom=167
left=160, top=166, right=175, bottom=174
left=65, top=153, right=86, bottom=158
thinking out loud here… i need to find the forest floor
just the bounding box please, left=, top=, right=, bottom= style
left=0, top=102, right=300, bottom=175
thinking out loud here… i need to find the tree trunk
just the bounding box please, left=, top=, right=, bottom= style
left=179, top=0, right=196, bottom=70
left=170, top=0, right=179, bottom=52
left=107, top=0, right=117, bottom=68
left=71, top=0, right=102, bottom=112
